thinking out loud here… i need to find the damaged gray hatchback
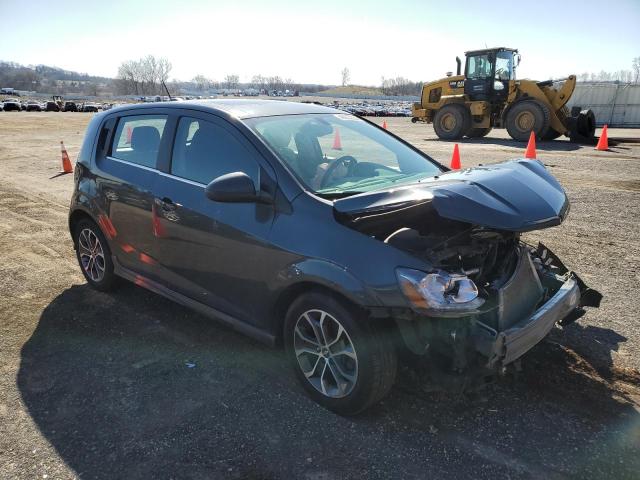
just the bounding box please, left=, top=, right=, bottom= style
left=69, top=100, right=601, bottom=415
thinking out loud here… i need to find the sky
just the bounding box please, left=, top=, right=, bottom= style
left=1, top=0, right=639, bottom=86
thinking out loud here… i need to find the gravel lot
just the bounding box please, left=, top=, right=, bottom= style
left=1, top=108, right=639, bottom=479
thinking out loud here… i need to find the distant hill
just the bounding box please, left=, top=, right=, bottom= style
left=0, top=61, right=112, bottom=95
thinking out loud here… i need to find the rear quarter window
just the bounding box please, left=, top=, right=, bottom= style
left=111, top=115, right=168, bottom=168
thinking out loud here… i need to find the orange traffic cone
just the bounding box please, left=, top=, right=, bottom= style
left=126, top=125, right=133, bottom=144
left=595, top=124, right=609, bottom=151
left=524, top=131, right=537, bottom=159
left=450, top=144, right=461, bottom=170
left=60, top=141, right=73, bottom=174
left=332, top=128, right=343, bottom=150
left=382, top=120, right=388, bottom=130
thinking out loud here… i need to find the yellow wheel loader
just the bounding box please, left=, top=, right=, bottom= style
left=411, top=47, right=596, bottom=142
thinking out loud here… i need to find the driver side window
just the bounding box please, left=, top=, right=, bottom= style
left=171, top=116, right=259, bottom=186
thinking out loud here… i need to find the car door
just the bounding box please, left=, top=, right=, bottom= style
left=93, top=111, right=171, bottom=281
left=152, top=111, right=277, bottom=325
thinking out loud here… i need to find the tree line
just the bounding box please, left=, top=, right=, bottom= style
left=114, top=55, right=172, bottom=95
left=3, top=54, right=639, bottom=98
left=189, top=74, right=305, bottom=93
left=578, top=57, right=640, bottom=83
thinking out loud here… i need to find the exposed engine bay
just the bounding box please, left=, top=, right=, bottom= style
left=337, top=199, right=520, bottom=289
left=384, top=223, right=518, bottom=289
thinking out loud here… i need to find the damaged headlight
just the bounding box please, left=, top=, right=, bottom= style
left=396, top=268, right=484, bottom=312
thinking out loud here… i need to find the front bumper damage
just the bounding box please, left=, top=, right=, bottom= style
left=394, top=243, right=601, bottom=374
left=479, top=273, right=580, bottom=368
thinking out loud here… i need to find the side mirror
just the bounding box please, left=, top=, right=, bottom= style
left=205, top=172, right=271, bottom=204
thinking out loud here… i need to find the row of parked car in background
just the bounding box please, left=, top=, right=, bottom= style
left=0, top=98, right=111, bottom=112
left=1, top=95, right=413, bottom=117
left=332, top=101, right=413, bottom=117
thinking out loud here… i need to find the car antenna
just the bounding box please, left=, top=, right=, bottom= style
left=162, top=80, right=172, bottom=101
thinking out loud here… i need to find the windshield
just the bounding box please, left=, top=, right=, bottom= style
left=246, top=113, right=442, bottom=196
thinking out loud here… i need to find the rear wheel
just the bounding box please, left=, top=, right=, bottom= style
left=505, top=100, right=550, bottom=141
left=433, top=104, right=471, bottom=140
left=284, top=292, right=397, bottom=415
left=74, top=218, right=118, bottom=292
left=466, top=127, right=492, bottom=138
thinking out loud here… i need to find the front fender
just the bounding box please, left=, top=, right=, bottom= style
left=276, top=258, right=382, bottom=308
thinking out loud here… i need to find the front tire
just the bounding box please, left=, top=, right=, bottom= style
left=284, top=292, right=397, bottom=415
left=74, top=218, right=118, bottom=292
left=505, top=100, right=550, bottom=141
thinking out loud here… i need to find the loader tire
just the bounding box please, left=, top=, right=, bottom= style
left=505, top=100, right=550, bottom=142
left=466, top=127, right=492, bottom=138
left=433, top=104, right=471, bottom=140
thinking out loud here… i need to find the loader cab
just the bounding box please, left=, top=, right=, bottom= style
left=464, top=48, right=518, bottom=103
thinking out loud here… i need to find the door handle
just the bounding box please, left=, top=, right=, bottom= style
left=160, top=197, right=176, bottom=211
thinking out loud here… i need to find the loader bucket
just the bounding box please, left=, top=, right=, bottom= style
left=567, top=108, right=596, bottom=144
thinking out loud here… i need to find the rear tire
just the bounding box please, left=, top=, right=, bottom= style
left=74, top=218, right=118, bottom=292
left=284, top=292, right=397, bottom=415
left=505, top=100, right=550, bottom=141
left=466, top=127, right=492, bottom=138
left=433, top=104, right=471, bottom=140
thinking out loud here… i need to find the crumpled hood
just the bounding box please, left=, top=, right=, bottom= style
left=332, top=159, right=569, bottom=232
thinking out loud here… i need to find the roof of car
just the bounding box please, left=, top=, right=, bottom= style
left=110, top=99, right=340, bottom=119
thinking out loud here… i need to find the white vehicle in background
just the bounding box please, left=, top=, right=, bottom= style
left=2, top=98, right=22, bottom=111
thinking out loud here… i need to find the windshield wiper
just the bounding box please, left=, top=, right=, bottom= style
left=318, top=172, right=438, bottom=195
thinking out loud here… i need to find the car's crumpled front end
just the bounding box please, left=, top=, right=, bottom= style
left=393, top=240, right=601, bottom=373
left=333, top=159, right=602, bottom=375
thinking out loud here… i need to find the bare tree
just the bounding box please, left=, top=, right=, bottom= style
left=380, top=76, right=422, bottom=96
left=224, top=74, right=239, bottom=89
left=115, top=55, right=172, bottom=95
left=156, top=57, right=172, bottom=86
left=267, top=76, right=283, bottom=91
left=251, top=74, right=267, bottom=90
left=192, top=75, right=213, bottom=91
left=341, top=67, right=350, bottom=86
left=633, top=57, right=640, bottom=84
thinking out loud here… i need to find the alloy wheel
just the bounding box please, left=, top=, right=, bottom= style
left=78, top=228, right=106, bottom=282
left=293, top=309, right=358, bottom=398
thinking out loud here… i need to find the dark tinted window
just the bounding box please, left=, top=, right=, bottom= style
left=111, top=115, right=167, bottom=168
left=171, top=117, right=258, bottom=185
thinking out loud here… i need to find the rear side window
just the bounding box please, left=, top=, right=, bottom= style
left=111, top=115, right=167, bottom=168
left=171, top=117, right=259, bottom=185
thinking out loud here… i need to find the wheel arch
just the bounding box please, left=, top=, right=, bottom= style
left=68, top=208, right=97, bottom=248
left=270, top=260, right=383, bottom=346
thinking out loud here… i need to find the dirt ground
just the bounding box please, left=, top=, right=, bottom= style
left=1, top=108, right=639, bottom=480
